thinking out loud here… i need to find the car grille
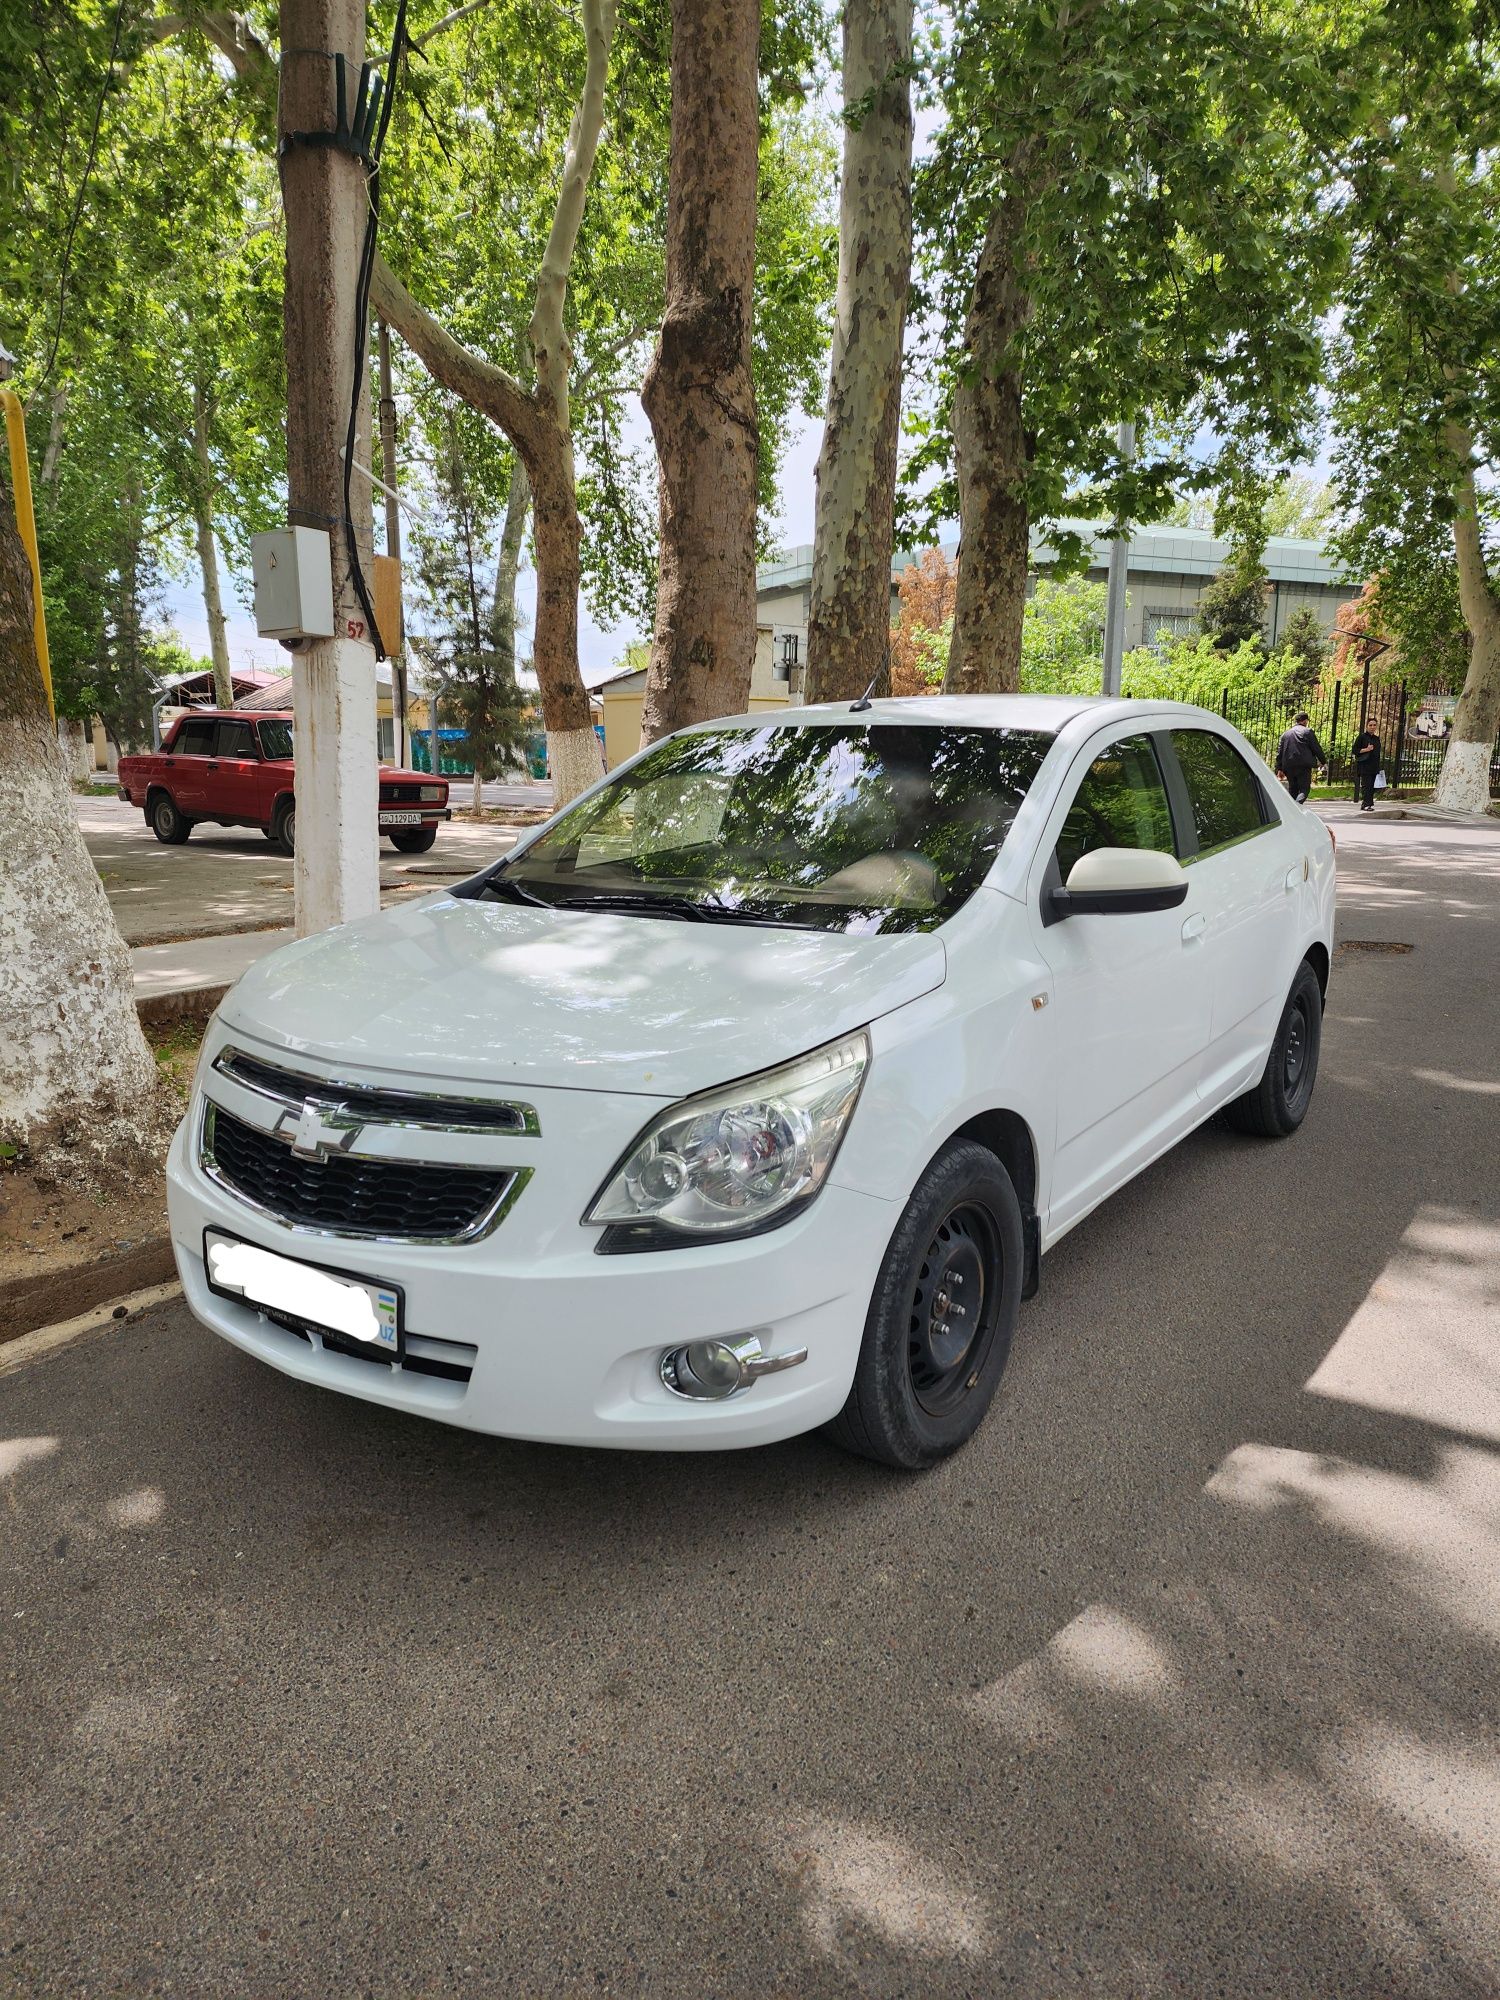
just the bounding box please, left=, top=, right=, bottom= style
left=204, top=1104, right=514, bottom=1242
left=380, top=781, right=437, bottom=804
left=213, top=1048, right=534, bottom=1135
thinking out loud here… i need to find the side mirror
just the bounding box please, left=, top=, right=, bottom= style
left=1045, top=846, right=1188, bottom=923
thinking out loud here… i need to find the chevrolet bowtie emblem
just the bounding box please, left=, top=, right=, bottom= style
left=275, top=1098, right=361, bottom=1162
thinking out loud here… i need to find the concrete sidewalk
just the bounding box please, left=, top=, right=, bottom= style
left=132, top=926, right=295, bottom=1024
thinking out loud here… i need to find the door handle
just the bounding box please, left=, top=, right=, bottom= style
left=1182, top=912, right=1206, bottom=943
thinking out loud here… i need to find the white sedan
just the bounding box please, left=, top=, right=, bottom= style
left=167, top=696, right=1335, bottom=1470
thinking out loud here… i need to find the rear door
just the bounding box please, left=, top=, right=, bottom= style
left=212, top=718, right=263, bottom=821
left=161, top=715, right=215, bottom=813
left=1161, top=727, right=1302, bottom=1103
left=1028, top=729, right=1213, bottom=1237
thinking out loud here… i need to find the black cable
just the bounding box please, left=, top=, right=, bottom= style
left=342, top=0, right=409, bottom=659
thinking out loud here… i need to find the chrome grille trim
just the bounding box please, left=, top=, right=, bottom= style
left=199, top=1100, right=533, bottom=1245
left=211, top=1046, right=540, bottom=1137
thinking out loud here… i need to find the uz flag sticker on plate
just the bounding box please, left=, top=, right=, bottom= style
left=207, top=1236, right=399, bottom=1354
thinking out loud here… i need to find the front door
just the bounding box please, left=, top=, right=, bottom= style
left=212, top=718, right=263, bottom=823
left=1028, top=730, right=1213, bottom=1238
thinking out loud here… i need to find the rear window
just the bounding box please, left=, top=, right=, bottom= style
left=258, top=721, right=293, bottom=759
left=1171, top=729, right=1267, bottom=856
left=502, top=722, right=1054, bottom=934
left=215, top=720, right=257, bottom=758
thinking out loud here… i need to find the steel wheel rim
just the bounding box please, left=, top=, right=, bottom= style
left=1284, top=997, right=1310, bottom=1093
left=907, top=1201, right=1001, bottom=1419
left=154, top=800, right=174, bottom=834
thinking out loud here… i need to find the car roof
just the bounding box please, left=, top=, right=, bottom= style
left=685, top=693, right=1224, bottom=736
left=172, top=709, right=292, bottom=722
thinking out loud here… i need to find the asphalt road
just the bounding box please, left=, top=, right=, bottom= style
left=4, top=807, right=1499, bottom=1998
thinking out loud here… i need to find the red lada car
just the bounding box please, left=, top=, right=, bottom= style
left=117, top=710, right=450, bottom=854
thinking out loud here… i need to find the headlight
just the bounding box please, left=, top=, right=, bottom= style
left=585, top=1030, right=869, bottom=1248
left=420, top=784, right=445, bottom=802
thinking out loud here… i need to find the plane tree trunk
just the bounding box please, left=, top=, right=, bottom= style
left=639, top=0, right=761, bottom=742
left=192, top=380, right=235, bottom=708
left=945, top=185, right=1033, bottom=696
left=804, top=0, right=914, bottom=705
left=0, top=503, right=171, bottom=1167
left=1435, top=431, right=1500, bottom=812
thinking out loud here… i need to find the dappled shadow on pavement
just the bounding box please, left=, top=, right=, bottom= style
left=3, top=833, right=1498, bottom=1996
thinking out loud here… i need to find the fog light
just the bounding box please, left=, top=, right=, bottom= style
left=659, top=1333, right=809, bottom=1401
left=661, top=1339, right=746, bottom=1399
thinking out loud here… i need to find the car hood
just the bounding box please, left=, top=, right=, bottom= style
left=218, top=894, right=947, bottom=1098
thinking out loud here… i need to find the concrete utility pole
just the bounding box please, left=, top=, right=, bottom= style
left=377, top=319, right=407, bottom=766
left=1100, top=415, right=1135, bottom=698
left=278, top=0, right=380, bottom=937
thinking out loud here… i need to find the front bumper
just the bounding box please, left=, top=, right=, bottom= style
left=165, top=1114, right=896, bottom=1451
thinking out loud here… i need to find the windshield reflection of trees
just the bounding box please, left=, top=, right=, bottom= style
left=512, top=725, right=1053, bottom=934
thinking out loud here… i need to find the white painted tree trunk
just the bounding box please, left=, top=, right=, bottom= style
left=1, top=510, right=168, bottom=1163
left=58, top=715, right=91, bottom=783
left=805, top=0, right=914, bottom=705
left=1434, top=465, right=1500, bottom=813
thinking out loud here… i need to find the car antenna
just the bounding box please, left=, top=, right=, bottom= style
left=849, top=676, right=879, bottom=713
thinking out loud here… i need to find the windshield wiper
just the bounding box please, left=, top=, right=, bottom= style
left=477, top=874, right=551, bottom=907
left=545, top=889, right=754, bottom=924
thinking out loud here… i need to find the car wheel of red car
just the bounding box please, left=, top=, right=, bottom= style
left=390, top=827, right=438, bottom=854
left=150, top=793, right=191, bottom=845
left=273, top=800, right=296, bottom=855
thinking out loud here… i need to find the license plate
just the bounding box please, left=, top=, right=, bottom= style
left=204, top=1229, right=402, bottom=1359
left=379, top=810, right=423, bottom=826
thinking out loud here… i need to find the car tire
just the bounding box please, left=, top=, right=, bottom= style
left=272, top=800, right=296, bottom=856
left=390, top=827, right=438, bottom=854
left=826, top=1139, right=1024, bottom=1471
left=261, top=826, right=279, bottom=840
left=150, top=793, right=191, bottom=844
left=1223, top=958, right=1323, bottom=1138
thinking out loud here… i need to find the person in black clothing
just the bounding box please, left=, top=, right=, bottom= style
left=1275, top=712, right=1327, bottom=803
left=1352, top=728, right=1383, bottom=810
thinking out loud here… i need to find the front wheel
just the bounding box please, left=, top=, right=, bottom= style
left=826, top=1140, right=1024, bottom=1471
left=150, top=793, right=191, bottom=844
left=1223, top=959, right=1323, bottom=1138
left=389, top=826, right=437, bottom=854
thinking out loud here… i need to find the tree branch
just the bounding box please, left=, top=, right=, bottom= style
left=371, top=257, right=540, bottom=454
left=147, top=9, right=274, bottom=84
left=529, top=0, right=618, bottom=427
left=369, top=0, right=495, bottom=65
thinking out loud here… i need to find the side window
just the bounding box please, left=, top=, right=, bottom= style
left=1170, top=730, right=1266, bottom=857
left=215, top=720, right=257, bottom=759
left=1055, top=735, right=1176, bottom=881
left=171, top=718, right=215, bottom=757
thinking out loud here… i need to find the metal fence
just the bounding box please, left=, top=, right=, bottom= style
left=1219, top=668, right=1500, bottom=795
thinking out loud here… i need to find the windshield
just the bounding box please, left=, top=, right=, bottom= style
left=491, top=722, right=1053, bottom=934
left=258, top=720, right=293, bottom=759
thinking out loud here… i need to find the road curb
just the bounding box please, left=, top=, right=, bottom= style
left=0, top=1279, right=183, bottom=1377
left=1, top=1238, right=178, bottom=1346
left=136, top=983, right=230, bottom=1030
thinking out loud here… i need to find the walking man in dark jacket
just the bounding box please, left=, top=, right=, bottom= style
left=1275, top=713, right=1327, bottom=802
left=1352, top=728, right=1382, bottom=810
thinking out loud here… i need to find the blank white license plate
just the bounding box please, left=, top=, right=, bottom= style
left=379, top=810, right=424, bottom=826
left=204, top=1230, right=401, bottom=1357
